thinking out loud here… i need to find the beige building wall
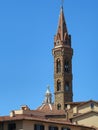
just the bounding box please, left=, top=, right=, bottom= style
left=78, top=103, right=98, bottom=114
left=23, top=120, right=34, bottom=130
left=0, top=119, right=96, bottom=130
left=18, top=119, right=96, bottom=130
left=23, top=120, right=64, bottom=130
left=73, top=106, right=78, bottom=114
left=1, top=120, right=23, bottom=130
left=72, top=113, right=98, bottom=128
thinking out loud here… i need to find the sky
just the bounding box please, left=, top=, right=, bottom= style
left=0, top=0, right=98, bottom=116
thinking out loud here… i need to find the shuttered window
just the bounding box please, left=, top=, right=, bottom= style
left=34, top=124, right=44, bottom=130
left=8, top=123, right=16, bottom=130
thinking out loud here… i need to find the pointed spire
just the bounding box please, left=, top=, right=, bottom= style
left=54, top=6, right=71, bottom=47
left=57, top=6, right=68, bottom=41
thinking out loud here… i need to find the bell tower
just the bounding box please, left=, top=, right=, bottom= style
left=52, top=7, right=73, bottom=110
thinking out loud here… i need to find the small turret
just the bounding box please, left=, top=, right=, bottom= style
left=44, top=86, right=52, bottom=104
left=37, top=86, right=53, bottom=111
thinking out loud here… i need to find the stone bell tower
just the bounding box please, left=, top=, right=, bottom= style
left=52, top=7, right=73, bottom=110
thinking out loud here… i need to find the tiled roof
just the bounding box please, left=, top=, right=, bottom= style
left=0, top=114, right=95, bottom=129
left=37, top=103, right=55, bottom=111
left=65, top=101, right=86, bottom=107
left=65, top=102, right=85, bottom=105
left=37, top=103, right=66, bottom=115
left=0, top=114, right=66, bottom=123
left=76, top=100, right=98, bottom=108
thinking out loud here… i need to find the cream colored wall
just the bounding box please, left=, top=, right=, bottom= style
left=78, top=103, right=98, bottom=114
left=22, top=120, right=94, bottom=130
left=22, top=120, right=59, bottom=130
left=2, top=120, right=23, bottom=130
left=73, top=106, right=77, bottom=113
left=72, top=113, right=98, bottom=128
left=23, top=120, right=62, bottom=130
left=16, top=121, right=23, bottom=130
left=14, top=110, right=23, bottom=114
left=68, top=109, right=74, bottom=119
left=23, top=120, right=34, bottom=130
left=10, top=109, right=34, bottom=116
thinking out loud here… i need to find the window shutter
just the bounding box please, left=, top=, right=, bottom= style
left=49, top=126, right=51, bottom=130
left=40, top=125, right=44, bottom=130
left=55, top=127, right=58, bottom=130
left=34, top=124, right=37, bottom=130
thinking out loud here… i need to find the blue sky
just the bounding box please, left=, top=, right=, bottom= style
left=0, top=0, right=98, bottom=115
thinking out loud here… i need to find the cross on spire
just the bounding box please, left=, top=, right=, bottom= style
left=61, top=0, right=64, bottom=8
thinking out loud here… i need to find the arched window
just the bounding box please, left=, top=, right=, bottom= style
left=65, top=82, right=69, bottom=91
left=57, top=103, right=61, bottom=110
left=65, top=60, right=70, bottom=73
left=57, top=80, right=61, bottom=91
left=56, top=59, right=61, bottom=73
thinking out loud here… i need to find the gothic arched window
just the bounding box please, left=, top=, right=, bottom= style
left=65, top=60, right=70, bottom=73
left=57, top=103, right=61, bottom=110
left=57, top=80, right=61, bottom=91
left=56, top=59, right=61, bottom=73
left=65, top=82, right=69, bottom=91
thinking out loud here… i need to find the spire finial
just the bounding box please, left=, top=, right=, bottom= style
left=47, top=85, right=50, bottom=90
left=61, top=0, right=64, bottom=8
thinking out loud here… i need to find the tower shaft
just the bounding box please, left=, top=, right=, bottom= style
left=52, top=7, right=73, bottom=110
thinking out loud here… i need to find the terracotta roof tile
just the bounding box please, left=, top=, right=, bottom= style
left=37, top=104, right=66, bottom=115
left=0, top=114, right=95, bottom=129
left=76, top=100, right=98, bottom=108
